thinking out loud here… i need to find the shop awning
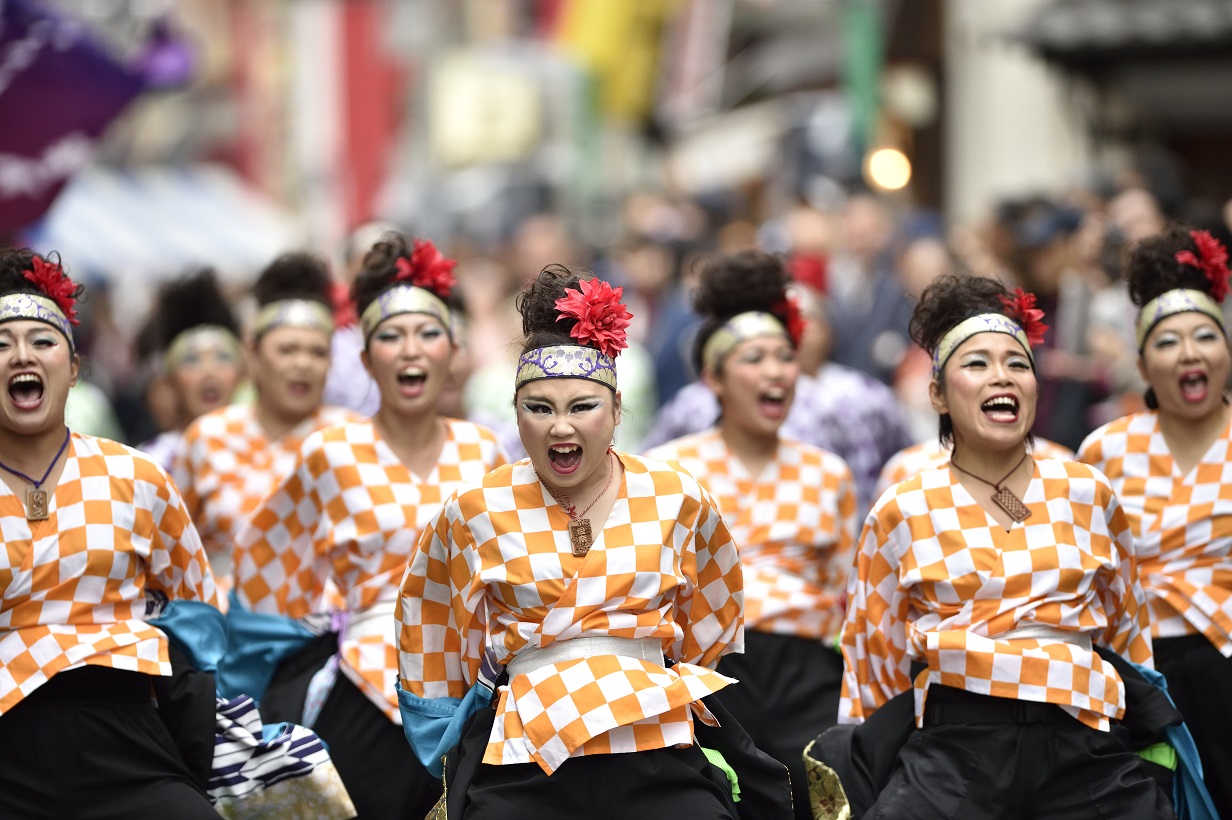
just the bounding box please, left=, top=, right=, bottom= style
left=26, top=164, right=302, bottom=285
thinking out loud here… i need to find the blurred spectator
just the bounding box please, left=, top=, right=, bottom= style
left=824, top=192, right=913, bottom=385
left=613, top=237, right=698, bottom=408
left=891, top=235, right=957, bottom=443
left=1005, top=198, right=1111, bottom=451
left=323, top=220, right=399, bottom=417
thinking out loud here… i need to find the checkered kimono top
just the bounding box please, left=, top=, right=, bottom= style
left=233, top=418, right=508, bottom=719
left=173, top=404, right=359, bottom=578
left=0, top=434, right=217, bottom=714
left=839, top=457, right=1153, bottom=732
left=647, top=430, right=857, bottom=642
left=874, top=437, right=1076, bottom=502
left=397, top=453, right=745, bottom=774
left=1079, top=412, right=1232, bottom=655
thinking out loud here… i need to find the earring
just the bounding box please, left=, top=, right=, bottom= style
left=1144, top=387, right=1158, bottom=410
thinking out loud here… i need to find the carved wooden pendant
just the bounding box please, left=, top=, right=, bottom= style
left=26, top=488, right=48, bottom=521
left=992, top=487, right=1031, bottom=523
left=568, top=518, right=594, bottom=557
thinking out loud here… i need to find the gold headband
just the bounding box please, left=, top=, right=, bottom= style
left=0, top=293, right=74, bottom=350
left=359, top=284, right=452, bottom=342
left=1135, top=289, right=1224, bottom=349
left=932, top=313, right=1032, bottom=378
left=701, top=311, right=787, bottom=373
left=515, top=345, right=617, bottom=391
left=164, top=325, right=243, bottom=372
left=252, top=299, right=334, bottom=339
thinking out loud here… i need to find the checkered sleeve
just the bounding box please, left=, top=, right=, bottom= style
left=838, top=501, right=912, bottom=724
left=141, top=456, right=219, bottom=608
left=396, top=496, right=480, bottom=700
left=672, top=482, right=744, bottom=669
left=233, top=444, right=329, bottom=618
left=1097, top=493, right=1153, bottom=665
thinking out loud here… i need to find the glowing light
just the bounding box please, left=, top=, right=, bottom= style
left=865, top=148, right=912, bottom=191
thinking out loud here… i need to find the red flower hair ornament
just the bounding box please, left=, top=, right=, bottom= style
left=554, top=278, right=632, bottom=359
left=998, top=288, right=1048, bottom=346
left=393, top=239, right=457, bottom=299
left=23, top=255, right=80, bottom=326
left=773, top=296, right=807, bottom=347
left=1175, top=229, right=1231, bottom=303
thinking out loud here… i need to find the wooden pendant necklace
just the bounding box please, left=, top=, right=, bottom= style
left=950, top=449, right=1032, bottom=522
left=0, top=428, right=70, bottom=521
left=542, top=451, right=616, bottom=557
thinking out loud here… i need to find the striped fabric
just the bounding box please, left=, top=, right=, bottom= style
left=210, top=694, right=355, bottom=819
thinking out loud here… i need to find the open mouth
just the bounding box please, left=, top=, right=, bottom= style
left=397, top=367, right=427, bottom=394
left=757, top=386, right=789, bottom=420
left=1180, top=371, right=1208, bottom=403
left=981, top=395, right=1019, bottom=422
left=548, top=444, right=583, bottom=473
left=8, top=373, right=44, bottom=409
left=287, top=380, right=311, bottom=397
left=199, top=382, right=222, bottom=406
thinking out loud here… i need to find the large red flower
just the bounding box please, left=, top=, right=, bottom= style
left=23, top=256, right=80, bottom=326
left=1175, top=229, right=1230, bottom=302
left=998, top=287, right=1048, bottom=346
left=554, top=278, right=632, bottom=358
left=330, top=281, right=358, bottom=327
left=393, top=239, right=456, bottom=298
left=773, top=296, right=807, bottom=347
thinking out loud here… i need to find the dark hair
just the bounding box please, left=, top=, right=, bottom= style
left=0, top=247, right=83, bottom=303
left=137, top=268, right=237, bottom=359
left=1125, top=222, right=1217, bottom=307
left=515, top=263, right=596, bottom=355
left=690, top=250, right=795, bottom=374
left=252, top=251, right=332, bottom=308
left=910, top=272, right=1027, bottom=447
left=349, top=231, right=462, bottom=322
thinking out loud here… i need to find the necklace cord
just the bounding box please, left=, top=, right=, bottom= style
left=542, top=451, right=616, bottom=520
left=0, top=428, right=71, bottom=488
left=950, top=449, right=1029, bottom=491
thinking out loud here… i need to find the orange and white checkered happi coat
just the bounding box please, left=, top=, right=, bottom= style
left=397, top=453, right=744, bottom=774
left=0, top=434, right=218, bottom=714
left=233, top=418, right=507, bottom=720
left=173, top=404, right=358, bottom=577
left=1079, top=412, right=1232, bottom=655
left=874, top=437, right=1076, bottom=503
left=839, top=458, right=1152, bottom=732
left=647, top=430, right=856, bottom=641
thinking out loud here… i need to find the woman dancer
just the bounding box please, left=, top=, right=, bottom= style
left=1078, top=225, right=1232, bottom=818
left=646, top=251, right=856, bottom=819
left=397, top=265, right=763, bottom=818
left=232, top=235, right=507, bottom=819
left=874, top=435, right=1074, bottom=502
left=137, top=268, right=245, bottom=470
left=0, top=248, right=219, bottom=817
left=174, top=252, right=356, bottom=596
left=839, top=273, right=1170, bottom=818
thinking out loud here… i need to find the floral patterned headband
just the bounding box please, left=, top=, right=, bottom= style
left=1134, top=230, right=1230, bottom=349
left=931, top=289, right=1048, bottom=378
left=515, top=277, right=631, bottom=391
left=0, top=255, right=80, bottom=350
left=359, top=239, right=456, bottom=342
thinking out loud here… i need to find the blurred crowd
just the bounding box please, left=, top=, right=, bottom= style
left=64, top=176, right=1232, bottom=516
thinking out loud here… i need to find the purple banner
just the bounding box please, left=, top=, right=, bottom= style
left=0, top=0, right=145, bottom=233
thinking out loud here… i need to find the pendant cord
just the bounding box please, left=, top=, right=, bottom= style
left=542, top=451, right=616, bottom=520
left=950, top=449, right=1029, bottom=492
left=0, top=428, right=71, bottom=490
